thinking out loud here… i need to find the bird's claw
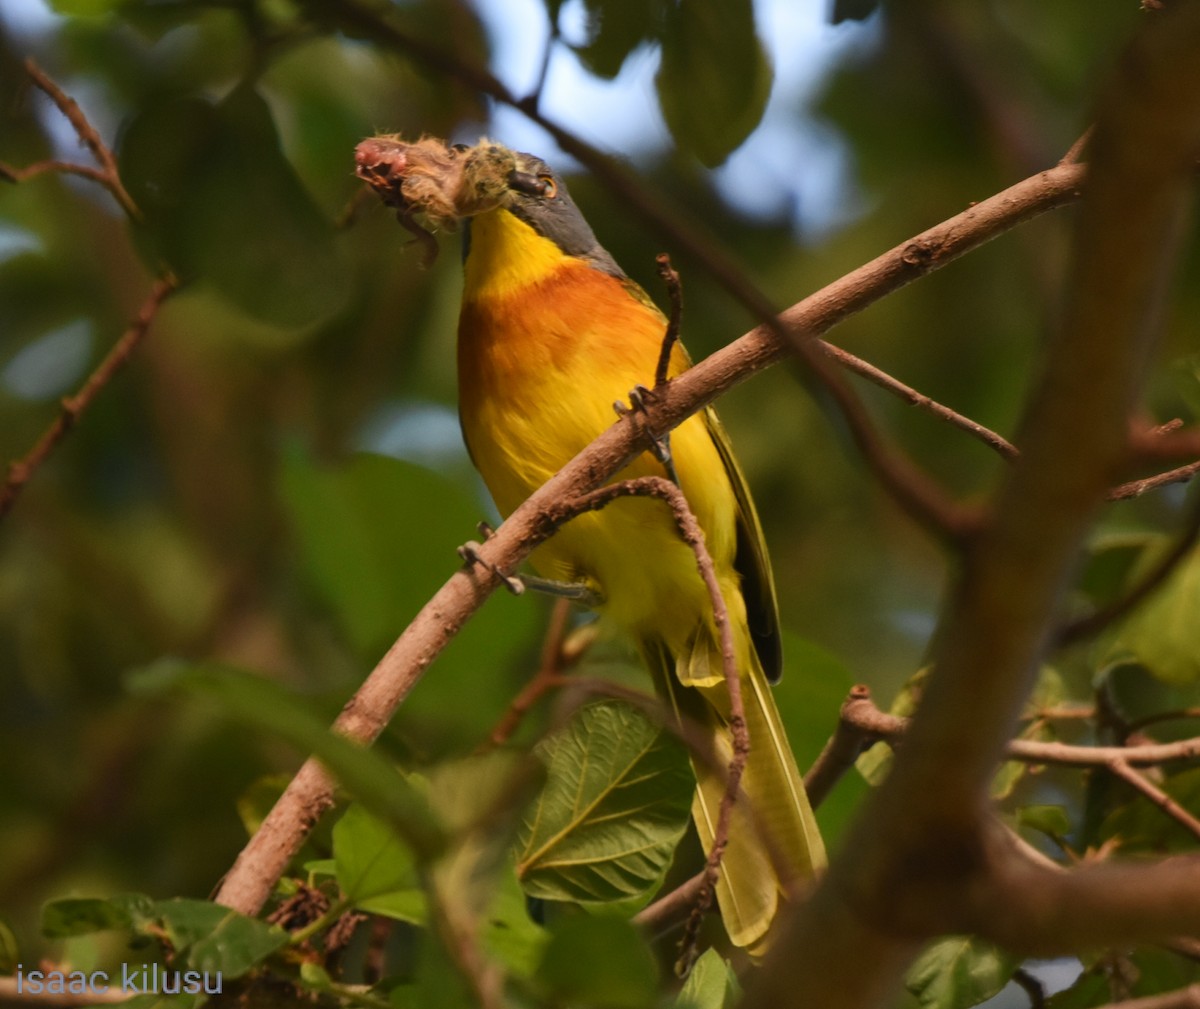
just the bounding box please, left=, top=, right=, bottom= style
left=457, top=540, right=525, bottom=595
left=614, top=384, right=680, bottom=487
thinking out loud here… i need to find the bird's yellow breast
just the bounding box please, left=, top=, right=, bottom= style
left=457, top=207, right=740, bottom=646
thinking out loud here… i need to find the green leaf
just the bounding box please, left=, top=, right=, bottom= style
left=334, top=804, right=427, bottom=923
left=127, top=660, right=445, bottom=859
left=278, top=449, right=540, bottom=756
left=1105, top=543, right=1200, bottom=686
left=515, top=700, right=692, bottom=903
left=41, top=897, right=136, bottom=938
left=150, top=898, right=288, bottom=977
left=571, top=0, right=666, bottom=79
left=391, top=932, right=476, bottom=1009
left=480, top=866, right=548, bottom=980
left=1017, top=804, right=1072, bottom=842
left=655, top=0, right=773, bottom=166
left=905, top=935, right=1020, bottom=1009
left=675, top=948, right=740, bottom=1009
left=535, top=914, right=658, bottom=1008
left=120, top=87, right=347, bottom=327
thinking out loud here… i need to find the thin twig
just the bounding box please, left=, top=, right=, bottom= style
left=2, top=58, right=142, bottom=220
left=1107, top=758, right=1200, bottom=843
left=1109, top=459, right=1200, bottom=500
left=803, top=684, right=882, bottom=808
left=818, top=341, right=1020, bottom=460
left=0, top=275, right=179, bottom=521
left=633, top=870, right=706, bottom=935
left=654, top=253, right=684, bottom=389
left=801, top=688, right=1200, bottom=813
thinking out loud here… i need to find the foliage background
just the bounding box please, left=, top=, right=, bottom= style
left=1, top=2, right=1197, bottom=1006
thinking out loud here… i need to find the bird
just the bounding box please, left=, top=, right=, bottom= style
left=450, top=143, right=825, bottom=953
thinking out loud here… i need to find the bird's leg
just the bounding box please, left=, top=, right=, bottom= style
left=615, top=385, right=681, bottom=487
left=457, top=539, right=604, bottom=607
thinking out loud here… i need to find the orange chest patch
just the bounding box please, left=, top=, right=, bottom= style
left=457, top=262, right=668, bottom=408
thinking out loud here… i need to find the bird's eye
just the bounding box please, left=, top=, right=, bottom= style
left=508, top=170, right=558, bottom=199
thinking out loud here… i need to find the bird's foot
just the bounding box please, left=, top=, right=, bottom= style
left=614, top=384, right=680, bottom=486
left=457, top=540, right=524, bottom=595
left=457, top=540, right=603, bottom=607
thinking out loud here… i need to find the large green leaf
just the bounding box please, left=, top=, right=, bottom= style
left=535, top=914, right=658, bottom=1009
left=120, top=86, right=347, bottom=326
left=151, top=898, right=288, bottom=978
left=675, top=948, right=740, bottom=1009
left=128, top=660, right=444, bottom=859
left=655, top=0, right=773, bottom=166
left=905, top=935, right=1021, bottom=1009
left=278, top=449, right=540, bottom=755
left=515, top=700, right=692, bottom=903
left=333, top=803, right=427, bottom=923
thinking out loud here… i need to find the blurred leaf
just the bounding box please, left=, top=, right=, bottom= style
left=429, top=752, right=535, bottom=922
left=906, top=935, right=1020, bottom=1009
left=571, top=0, right=665, bottom=79
left=334, top=803, right=427, bottom=923
left=515, top=700, right=692, bottom=903
left=1017, top=804, right=1071, bottom=842
left=391, top=931, right=475, bottom=1009
left=1077, top=534, right=1162, bottom=611
left=655, top=0, right=772, bottom=166
left=1046, top=970, right=1112, bottom=1009
left=1104, top=544, right=1200, bottom=686
left=675, top=948, right=740, bottom=1009
left=535, top=914, right=658, bottom=1008
left=279, top=448, right=540, bottom=754
left=480, top=866, right=548, bottom=980
left=120, top=86, right=347, bottom=326
left=41, top=897, right=139, bottom=938
left=128, top=660, right=444, bottom=858
left=150, top=898, right=287, bottom=977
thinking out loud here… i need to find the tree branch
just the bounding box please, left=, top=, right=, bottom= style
left=1, top=58, right=141, bottom=220
left=746, top=6, right=1200, bottom=1005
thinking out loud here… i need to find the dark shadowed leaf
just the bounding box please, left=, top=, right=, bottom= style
left=571, top=0, right=666, bottom=79
left=655, top=0, right=772, bottom=166
left=535, top=914, right=658, bottom=1008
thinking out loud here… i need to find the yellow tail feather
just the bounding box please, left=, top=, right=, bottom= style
left=645, top=637, right=826, bottom=953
